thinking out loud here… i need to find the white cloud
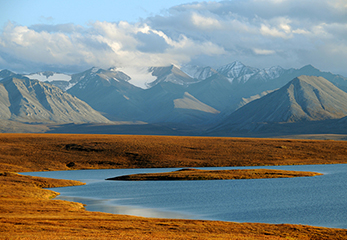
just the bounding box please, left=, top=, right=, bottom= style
left=0, top=0, right=346, bottom=77
left=0, top=20, right=226, bottom=71
left=253, top=48, right=276, bottom=55
left=191, top=12, right=222, bottom=30
left=260, top=24, right=291, bottom=38
left=147, top=0, right=347, bottom=75
left=329, top=0, right=347, bottom=9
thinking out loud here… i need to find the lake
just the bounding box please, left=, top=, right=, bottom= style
left=22, top=164, right=347, bottom=229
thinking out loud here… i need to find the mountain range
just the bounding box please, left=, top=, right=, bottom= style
left=1, top=61, right=347, bottom=138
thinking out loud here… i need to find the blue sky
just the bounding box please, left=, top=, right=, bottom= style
left=1, top=0, right=193, bottom=27
left=1, top=0, right=347, bottom=76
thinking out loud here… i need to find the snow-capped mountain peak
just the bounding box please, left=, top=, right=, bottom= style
left=180, top=64, right=217, bottom=80
left=217, top=61, right=259, bottom=83
left=251, top=66, right=286, bottom=81
left=264, top=66, right=285, bottom=78
left=218, top=61, right=246, bottom=74
left=145, top=65, right=202, bottom=88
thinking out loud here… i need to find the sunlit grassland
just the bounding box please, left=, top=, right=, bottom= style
left=1, top=133, right=347, bottom=172
left=1, top=133, right=347, bottom=239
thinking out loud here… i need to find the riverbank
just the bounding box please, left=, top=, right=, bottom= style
left=1, top=133, right=347, bottom=239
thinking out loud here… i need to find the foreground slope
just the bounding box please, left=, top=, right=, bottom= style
left=214, top=76, right=347, bottom=133
left=0, top=76, right=110, bottom=123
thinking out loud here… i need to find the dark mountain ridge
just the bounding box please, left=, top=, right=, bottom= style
left=211, top=75, right=347, bottom=134
left=0, top=75, right=110, bottom=124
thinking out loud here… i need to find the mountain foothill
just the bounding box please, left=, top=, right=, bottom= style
left=1, top=61, right=347, bottom=137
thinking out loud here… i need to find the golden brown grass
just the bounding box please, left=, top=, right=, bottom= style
left=1, top=172, right=347, bottom=240
left=1, top=133, right=347, bottom=239
left=107, top=168, right=322, bottom=181
left=1, top=133, right=347, bottom=172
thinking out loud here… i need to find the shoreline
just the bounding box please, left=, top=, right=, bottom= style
left=20, top=167, right=347, bottom=230
left=42, top=166, right=324, bottom=225
left=37, top=164, right=345, bottom=229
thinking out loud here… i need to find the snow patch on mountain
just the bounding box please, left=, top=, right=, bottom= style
left=25, top=72, right=71, bottom=82
left=91, top=67, right=99, bottom=74
left=116, top=67, right=156, bottom=89
left=65, top=82, right=78, bottom=91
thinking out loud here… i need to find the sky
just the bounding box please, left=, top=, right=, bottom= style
left=1, top=0, right=347, bottom=76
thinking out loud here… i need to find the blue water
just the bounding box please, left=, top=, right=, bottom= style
left=22, top=164, right=347, bottom=228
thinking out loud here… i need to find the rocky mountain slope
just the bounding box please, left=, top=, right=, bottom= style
left=212, top=75, right=347, bottom=133
left=146, top=65, right=200, bottom=87
left=0, top=75, right=111, bottom=123
left=139, top=82, right=219, bottom=124
left=67, top=68, right=145, bottom=121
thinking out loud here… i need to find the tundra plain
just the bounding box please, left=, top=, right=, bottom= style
left=1, top=133, right=347, bottom=239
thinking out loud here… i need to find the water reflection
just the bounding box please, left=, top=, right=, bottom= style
left=57, top=195, right=198, bottom=219
left=23, top=164, right=347, bottom=228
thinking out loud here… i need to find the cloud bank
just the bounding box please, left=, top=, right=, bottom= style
left=0, top=0, right=346, bottom=76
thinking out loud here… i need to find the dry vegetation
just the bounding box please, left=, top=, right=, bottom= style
left=1, top=133, right=347, bottom=239
left=107, top=168, right=322, bottom=181
left=1, top=133, right=347, bottom=172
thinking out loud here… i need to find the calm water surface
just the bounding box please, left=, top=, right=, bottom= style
left=22, top=164, right=347, bottom=228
